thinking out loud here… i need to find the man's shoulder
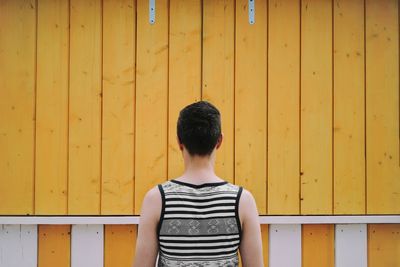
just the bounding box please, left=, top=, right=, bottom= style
left=141, top=185, right=162, bottom=214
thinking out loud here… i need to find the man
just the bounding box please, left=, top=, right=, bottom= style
left=133, top=101, right=263, bottom=267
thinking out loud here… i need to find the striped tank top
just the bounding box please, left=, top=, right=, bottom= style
left=156, top=179, right=243, bottom=267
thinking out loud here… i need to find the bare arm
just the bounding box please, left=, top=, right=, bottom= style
left=238, top=189, right=264, bottom=267
left=132, top=186, right=161, bottom=267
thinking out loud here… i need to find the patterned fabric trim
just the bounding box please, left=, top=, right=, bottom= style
left=157, top=251, right=239, bottom=267
left=159, top=218, right=239, bottom=236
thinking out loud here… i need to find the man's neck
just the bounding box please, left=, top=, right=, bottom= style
left=178, top=164, right=221, bottom=184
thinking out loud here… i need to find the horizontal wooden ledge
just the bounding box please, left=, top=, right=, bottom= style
left=0, top=215, right=399, bottom=225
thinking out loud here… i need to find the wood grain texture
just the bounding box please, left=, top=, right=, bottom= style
left=135, top=0, right=169, bottom=214
left=300, top=0, right=332, bottom=214
left=101, top=0, right=135, bottom=214
left=365, top=0, right=400, bottom=214
left=202, top=0, right=235, bottom=184
left=235, top=0, right=267, bottom=214
left=268, top=0, right=300, bottom=215
left=35, top=0, right=69, bottom=214
left=302, top=224, right=334, bottom=267
left=0, top=0, right=399, bottom=222
left=333, top=0, right=365, bottom=215
left=0, top=0, right=36, bottom=214
left=38, top=225, right=70, bottom=267
left=261, top=224, right=269, bottom=267
left=68, top=0, right=102, bottom=214
left=168, top=0, right=202, bottom=179
left=104, top=225, right=137, bottom=267
left=368, top=224, right=400, bottom=267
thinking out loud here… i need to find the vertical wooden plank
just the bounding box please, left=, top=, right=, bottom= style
left=69, top=0, right=102, bottom=214
left=135, top=0, right=168, bottom=213
left=366, top=0, right=400, bottom=214
left=0, top=0, right=36, bottom=214
left=335, top=224, right=367, bottom=267
left=261, top=224, right=269, bottom=267
left=35, top=0, right=69, bottom=214
left=104, top=225, right=137, bottom=267
left=38, top=225, right=71, bottom=267
left=71, top=224, right=104, bottom=267
left=168, top=0, right=202, bottom=179
left=333, top=0, right=365, bottom=215
left=268, top=0, right=300, bottom=214
left=300, top=0, right=332, bottom=214
left=269, top=224, right=301, bottom=267
left=202, top=0, right=235, bottom=184
left=0, top=225, right=37, bottom=267
left=302, top=224, right=334, bottom=267
left=102, top=0, right=135, bottom=214
left=368, top=224, right=400, bottom=267
left=235, top=0, right=267, bottom=213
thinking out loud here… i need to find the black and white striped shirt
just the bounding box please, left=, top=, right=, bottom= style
left=156, top=179, right=243, bottom=267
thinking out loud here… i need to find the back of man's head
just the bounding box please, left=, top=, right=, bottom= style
left=177, top=101, right=221, bottom=157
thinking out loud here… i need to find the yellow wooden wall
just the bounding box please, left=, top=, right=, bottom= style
left=0, top=0, right=399, bottom=266
left=2, top=0, right=399, bottom=217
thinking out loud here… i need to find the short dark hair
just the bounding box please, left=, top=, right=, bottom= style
left=177, top=101, right=221, bottom=157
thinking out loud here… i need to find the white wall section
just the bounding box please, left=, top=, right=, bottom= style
left=335, top=224, right=367, bottom=267
left=269, top=224, right=301, bottom=267
left=71, top=224, right=104, bottom=267
left=0, top=224, right=37, bottom=267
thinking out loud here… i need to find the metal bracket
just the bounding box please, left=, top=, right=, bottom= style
left=248, top=0, right=255, bottom=24
left=149, top=0, right=155, bottom=24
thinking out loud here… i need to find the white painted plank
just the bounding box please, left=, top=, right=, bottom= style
left=0, top=215, right=399, bottom=224
left=71, top=224, right=104, bottom=267
left=269, top=224, right=301, bottom=267
left=0, top=225, right=37, bottom=267
left=335, top=224, right=367, bottom=267
left=258, top=215, right=400, bottom=224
